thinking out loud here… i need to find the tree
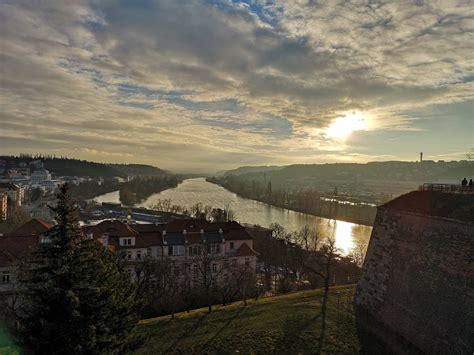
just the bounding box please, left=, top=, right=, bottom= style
left=301, top=237, right=340, bottom=355
left=15, top=184, right=139, bottom=354
left=120, top=188, right=136, bottom=206
left=191, top=245, right=225, bottom=313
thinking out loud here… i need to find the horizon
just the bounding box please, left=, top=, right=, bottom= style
left=2, top=152, right=470, bottom=175
left=1, top=1, right=472, bottom=172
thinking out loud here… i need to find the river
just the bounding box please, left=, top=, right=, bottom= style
left=94, top=178, right=372, bottom=254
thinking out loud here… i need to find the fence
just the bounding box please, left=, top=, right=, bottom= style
left=419, top=183, right=474, bottom=194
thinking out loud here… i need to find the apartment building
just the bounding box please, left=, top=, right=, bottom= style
left=1, top=218, right=257, bottom=293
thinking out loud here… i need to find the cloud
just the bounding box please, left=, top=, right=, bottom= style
left=0, top=0, right=472, bottom=171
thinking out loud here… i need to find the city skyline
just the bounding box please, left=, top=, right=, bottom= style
left=1, top=1, right=473, bottom=173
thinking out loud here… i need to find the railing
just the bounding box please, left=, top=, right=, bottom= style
left=419, top=183, right=474, bottom=194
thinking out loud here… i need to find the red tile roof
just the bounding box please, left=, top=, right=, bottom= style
left=236, top=242, right=257, bottom=257
left=11, top=218, right=53, bottom=236
left=95, top=220, right=139, bottom=237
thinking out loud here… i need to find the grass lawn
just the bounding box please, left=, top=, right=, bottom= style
left=0, top=326, right=20, bottom=355
left=131, top=285, right=359, bottom=354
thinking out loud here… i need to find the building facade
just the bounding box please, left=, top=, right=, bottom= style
left=0, top=218, right=258, bottom=296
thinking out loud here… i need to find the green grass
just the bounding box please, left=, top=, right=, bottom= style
left=131, top=285, right=359, bottom=354
left=0, top=326, right=20, bottom=355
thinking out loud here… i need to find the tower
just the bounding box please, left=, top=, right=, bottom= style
left=420, top=152, right=423, bottom=163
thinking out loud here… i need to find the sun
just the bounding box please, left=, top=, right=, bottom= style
left=326, top=111, right=368, bottom=140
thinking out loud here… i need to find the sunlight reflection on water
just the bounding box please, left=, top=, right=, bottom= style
left=94, top=178, right=372, bottom=255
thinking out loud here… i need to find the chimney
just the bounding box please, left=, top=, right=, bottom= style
left=420, top=152, right=423, bottom=163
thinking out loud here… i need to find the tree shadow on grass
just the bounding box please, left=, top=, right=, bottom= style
left=163, top=313, right=209, bottom=354
left=200, top=306, right=245, bottom=351
left=274, top=311, right=322, bottom=352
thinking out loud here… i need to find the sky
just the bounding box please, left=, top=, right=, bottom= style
left=1, top=0, right=473, bottom=173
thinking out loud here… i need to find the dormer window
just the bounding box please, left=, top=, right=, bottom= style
left=40, top=236, right=51, bottom=244
left=120, top=237, right=135, bottom=246
left=2, top=271, right=11, bottom=284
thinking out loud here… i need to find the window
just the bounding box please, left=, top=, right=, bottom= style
left=212, top=264, right=217, bottom=272
left=232, top=259, right=237, bottom=266
left=190, top=246, right=201, bottom=256
left=209, top=244, right=221, bottom=254
left=127, top=251, right=132, bottom=260
left=168, top=246, right=173, bottom=256
left=147, top=248, right=152, bottom=256
left=245, top=258, right=250, bottom=266
left=136, top=251, right=141, bottom=260
left=2, top=272, right=10, bottom=284
left=121, top=238, right=133, bottom=246
left=230, top=242, right=234, bottom=250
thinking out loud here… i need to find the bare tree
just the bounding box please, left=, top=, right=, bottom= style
left=232, top=263, right=257, bottom=306
left=191, top=245, right=225, bottom=313
left=301, top=237, right=340, bottom=355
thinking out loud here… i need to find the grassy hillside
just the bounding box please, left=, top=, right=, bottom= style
left=131, top=285, right=359, bottom=354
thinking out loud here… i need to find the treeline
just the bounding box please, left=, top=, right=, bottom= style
left=119, top=176, right=181, bottom=205
left=150, top=199, right=236, bottom=222
left=69, top=179, right=121, bottom=200
left=250, top=223, right=363, bottom=293
left=134, top=254, right=257, bottom=319
left=207, top=176, right=376, bottom=225
left=69, top=176, right=181, bottom=205
left=2, top=155, right=172, bottom=178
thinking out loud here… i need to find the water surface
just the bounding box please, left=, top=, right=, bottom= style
left=93, top=178, right=372, bottom=254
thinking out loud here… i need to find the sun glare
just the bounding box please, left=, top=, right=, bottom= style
left=326, top=111, right=367, bottom=140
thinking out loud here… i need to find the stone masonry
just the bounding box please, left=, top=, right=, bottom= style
left=354, top=190, right=473, bottom=354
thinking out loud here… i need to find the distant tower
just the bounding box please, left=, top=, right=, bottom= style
left=420, top=152, right=423, bottom=163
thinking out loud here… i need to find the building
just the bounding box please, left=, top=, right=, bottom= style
left=0, top=182, right=25, bottom=207
left=0, top=193, right=7, bottom=220
left=30, top=168, right=52, bottom=186
left=91, top=219, right=258, bottom=281
left=354, top=188, right=473, bottom=354
left=0, top=218, right=258, bottom=296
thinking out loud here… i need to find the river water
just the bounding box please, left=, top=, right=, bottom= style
left=94, top=178, right=372, bottom=254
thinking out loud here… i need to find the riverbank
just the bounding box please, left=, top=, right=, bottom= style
left=206, top=179, right=375, bottom=226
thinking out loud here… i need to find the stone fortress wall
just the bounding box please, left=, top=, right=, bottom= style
left=354, top=190, right=473, bottom=354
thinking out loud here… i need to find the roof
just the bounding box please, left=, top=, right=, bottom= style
left=0, top=182, right=21, bottom=190
left=164, top=219, right=211, bottom=232
left=95, top=220, right=139, bottom=237
left=163, top=232, right=186, bottom=246
left=235, top=242, right=258, bottom=257
left=81, top=225, right=103, bottom=240
left=225, top=228, right=253, bottom=240
left=0, top=235, right=40, bottom=267
left=11, top=218, right=53, bottom=236
left=381, top=190, right=474, bottom=223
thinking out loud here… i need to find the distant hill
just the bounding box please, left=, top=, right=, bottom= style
left=0, top=156, right=172, bottom=178
left=108, top=164, right=170, bottom=177
left=224, top=161, right=474, bottom=190
left=222, top=165, right=284, bottom=177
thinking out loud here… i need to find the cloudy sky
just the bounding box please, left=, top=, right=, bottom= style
left=1, top=0, right=473, bottom=172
